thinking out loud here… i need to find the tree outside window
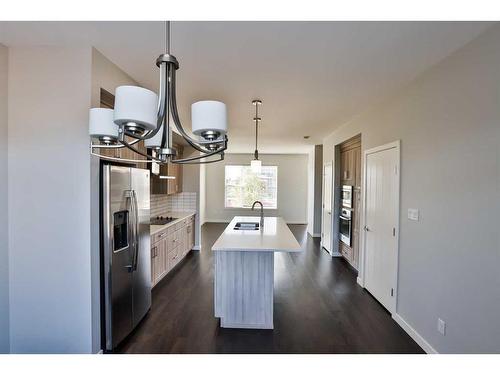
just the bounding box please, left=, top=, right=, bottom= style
left=225, top=165, right=278, bottom=209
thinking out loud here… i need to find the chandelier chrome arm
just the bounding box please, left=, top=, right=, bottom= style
left=91, top=136, right=142, bottom=149
left=90, top=141, right=153, bottom=163
left=91, top=134, right=227, bottom=165
left=171, top=136, right=228, bottom=164
left=173, top=153, right=225, bottom=164
left=119, top=139, right=164, bottom=162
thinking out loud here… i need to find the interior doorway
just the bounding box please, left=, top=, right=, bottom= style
left=361, top=141, right=400, bottom=314
left=321, top=162, right=332, bottom=253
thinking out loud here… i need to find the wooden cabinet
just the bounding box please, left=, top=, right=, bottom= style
left=151, top=214, right=195, bottom=287
left=339, top=242, right=353, bottom=263
left=150, top=144, right=183, bottom=195
left=339, top=134, right=361, bottom=269
left=151, top=237, right=167, bottom=286
left=167, top=161, right=182, bottom=195
left=340, top=148, right=356, bottom=186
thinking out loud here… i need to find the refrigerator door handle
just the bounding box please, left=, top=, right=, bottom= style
left=131, top=189, right=140, bottom=271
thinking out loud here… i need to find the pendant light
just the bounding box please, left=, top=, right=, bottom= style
left=251, top=99, right=262, bottom=174
left=89, top=21, right=228, bottom=165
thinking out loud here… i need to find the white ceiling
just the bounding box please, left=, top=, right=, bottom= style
left=0, top=21, right=492, bottom=153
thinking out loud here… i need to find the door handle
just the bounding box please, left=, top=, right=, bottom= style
left=130, top=190, right=139, bottom=271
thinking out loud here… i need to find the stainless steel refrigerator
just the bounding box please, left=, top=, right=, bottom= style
left=102, top=165, right=151, bottom=351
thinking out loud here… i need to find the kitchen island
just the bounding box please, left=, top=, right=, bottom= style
left=212, top=216, right=301, bottom=329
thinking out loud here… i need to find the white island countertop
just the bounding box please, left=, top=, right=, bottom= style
left=212, top=216, right=302, bottom=252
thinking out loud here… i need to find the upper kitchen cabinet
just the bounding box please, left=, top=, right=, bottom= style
left=340, top=148, right=356, bottom=186
left=339, top=135, right=361, bottom=187
left=150, top=144, right=183, bottom=195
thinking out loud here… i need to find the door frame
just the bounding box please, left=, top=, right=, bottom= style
left=359, top=140, right=400, bottom=314
left=321, top=161, right=333, bottom=253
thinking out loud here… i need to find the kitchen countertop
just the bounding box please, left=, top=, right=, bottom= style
left=150, top=211, right=196, bottom=235
left=211, top=216, right=302, bottom=252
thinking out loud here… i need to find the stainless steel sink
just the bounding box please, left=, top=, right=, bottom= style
left=234, top=222, right=260, bottom=230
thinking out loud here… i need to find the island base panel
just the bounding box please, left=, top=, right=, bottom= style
left=214, top=251, right=274, bottom=329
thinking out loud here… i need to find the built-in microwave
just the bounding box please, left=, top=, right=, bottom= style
left=341, top=185, right=353, bottom=208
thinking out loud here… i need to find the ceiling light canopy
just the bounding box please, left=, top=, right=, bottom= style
left=89, top=21, right=228, bottom=165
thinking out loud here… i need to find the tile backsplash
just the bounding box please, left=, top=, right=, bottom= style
left=150, top=192, right=197, bottom=217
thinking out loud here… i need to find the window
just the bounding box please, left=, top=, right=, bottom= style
left=225, top=165, right=278, bottom=209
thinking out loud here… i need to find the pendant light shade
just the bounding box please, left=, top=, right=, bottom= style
left=191, top=101, right=227, bottom=138
left=113, top=86, right=158, bottom=133
left=251, top=159, right=262, bottom=174
left=89, top=108, right=118, bottom=142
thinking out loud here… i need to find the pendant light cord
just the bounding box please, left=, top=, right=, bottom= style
left=255, top=104, right=259, bottom=153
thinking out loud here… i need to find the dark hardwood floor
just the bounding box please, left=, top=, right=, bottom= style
left=117, top=223, right=424, bottom=354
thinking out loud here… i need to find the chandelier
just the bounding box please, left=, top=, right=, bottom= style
left=89, top=21, right=228, bottom=164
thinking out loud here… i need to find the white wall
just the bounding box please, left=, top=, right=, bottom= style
left=89, top=48, right=138, bottom=353
left=205, top=153, right=309, bottom=223
left=0, top=43, right=9, bottom=353
left=8, top=47, right=93, bottom=353
left=322, top=24, right=500, bottom=353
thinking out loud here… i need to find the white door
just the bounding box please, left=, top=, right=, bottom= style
left=363, top=144, right=399, bottom=313
left=321, top=162, right=333, bottom=253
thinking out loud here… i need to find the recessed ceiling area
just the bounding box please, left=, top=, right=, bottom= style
left=0, top=21, right=491, bottom=153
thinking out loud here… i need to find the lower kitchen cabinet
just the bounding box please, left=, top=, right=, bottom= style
left=150, top=215, right=196, bottom=287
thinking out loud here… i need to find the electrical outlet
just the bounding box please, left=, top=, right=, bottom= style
left=437, top=318, right=446, bottom=336
left=408, top=208, right=419, bottom=221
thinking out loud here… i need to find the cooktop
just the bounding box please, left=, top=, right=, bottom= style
left=150, top=216, right=177, bottom=225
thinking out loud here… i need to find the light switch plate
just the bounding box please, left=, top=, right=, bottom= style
left=437, top=318, right=446, bottom=336
left=408, top=208, right=419, bottom=221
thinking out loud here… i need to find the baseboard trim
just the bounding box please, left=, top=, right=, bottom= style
left=312, top=233, right=321, bottom=238
left=356, top=277, right=364, bottom=287
left=330, top=251, right=342, bottom=257
left=192, top=245, right=201, bottom=251
left=392, top=313, right=438, bottom=354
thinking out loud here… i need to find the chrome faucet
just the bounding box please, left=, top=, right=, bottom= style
left=252, top=201, right=264, bottom=228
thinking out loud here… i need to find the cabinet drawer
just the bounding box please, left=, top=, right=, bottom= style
left=340, top=243, right=353, bottom=262
left=152, top=229, right=169, bottom=244
left=167, top=247, right=178, bottom=266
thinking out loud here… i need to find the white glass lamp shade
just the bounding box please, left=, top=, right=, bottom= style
left=113, top=86, right=158, bottom=132
left=191, top=101, right=227, bottom=138
left=89, top=108, right=118, bottom=141
left=251, top=159, right=262, bottom=174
